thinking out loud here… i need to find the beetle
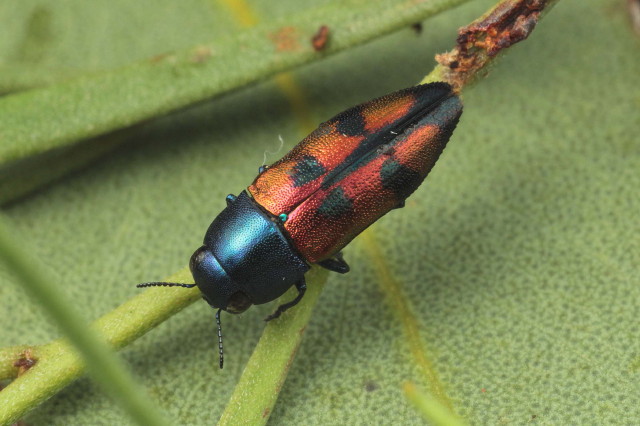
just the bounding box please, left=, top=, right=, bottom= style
left=138, top=82, right=463, bottom=368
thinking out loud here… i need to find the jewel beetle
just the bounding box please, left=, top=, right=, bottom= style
left=138, top=82, right=463, bottom=368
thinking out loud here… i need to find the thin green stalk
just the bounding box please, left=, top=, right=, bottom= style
left=218, top=266, right=328, bottom=425
left=0, top=215, right=174, bottom=426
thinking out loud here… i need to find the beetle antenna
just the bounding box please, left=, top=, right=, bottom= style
left=136, top=282, right=196, bottom=289
left=216, top=309, right=224, bottom=369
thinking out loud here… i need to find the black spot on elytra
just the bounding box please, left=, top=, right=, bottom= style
left=320, top=83, right=460, bottom=190
left=318, top=187, right=352, bottom=219
left=289, top=155, right=326, bottom=187
left=334, top=108, right=366, bottom=136
left=380, top=158, right=423, bottom=201
left=417, top=96, right=463, bottom=129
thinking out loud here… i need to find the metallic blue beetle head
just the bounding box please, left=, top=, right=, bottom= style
left=188, top=190, right=309, bottom=314
left=189, top=245, right=252, bottom=314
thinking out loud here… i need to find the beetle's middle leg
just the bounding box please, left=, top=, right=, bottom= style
left=317, top=252, right=350, bottom=274
left=264, top=279, right=307, bottom=321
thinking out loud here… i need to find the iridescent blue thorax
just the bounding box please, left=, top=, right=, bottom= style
left=190, top=191, right=309, bottom=312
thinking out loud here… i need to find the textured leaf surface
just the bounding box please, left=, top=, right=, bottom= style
left=1, top=0, right=639, bottom=424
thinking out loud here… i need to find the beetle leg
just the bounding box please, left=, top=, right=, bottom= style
left=394, top=200, right=405, bottom=209
left=264, top=279, right=307, bottom=321
left=317, top=252, right=350, bottom=274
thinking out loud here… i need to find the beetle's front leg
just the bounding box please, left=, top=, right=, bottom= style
left=264, top=279, right=307, bottom=321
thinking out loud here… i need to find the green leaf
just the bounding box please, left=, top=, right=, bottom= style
left=0, top=0, right=469, bottom=204
left=1, top=0, right=639, bottom=424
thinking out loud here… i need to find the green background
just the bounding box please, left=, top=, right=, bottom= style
left=1, top=0, right=639, bottom=424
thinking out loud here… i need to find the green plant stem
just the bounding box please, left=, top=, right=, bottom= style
left=218, top=266, right=328, bottom=425
left=0, top=215, right=199, bottom=425
left=403, top=382, right=467, bottom=426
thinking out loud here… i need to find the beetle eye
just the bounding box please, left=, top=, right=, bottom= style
left=190, top=245, right=207, bottom=273
left=227, top=291, right=252, bottom=314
